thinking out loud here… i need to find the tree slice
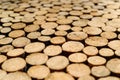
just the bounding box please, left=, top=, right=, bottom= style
left=24, top=42, right=45, bottom=53
left=67, top=63, right=91, bottom=77
left=24, top=24, right=39, bottom=32
left=12, top=37, right=31, bottom=47
left=41, top=22, right=58, bottom=29
left=26, top=53, right=48, bottom=65
left=45, top=72, right=75, bottom=80
left=85, top=36, right=108, bottom=47
left=0, top=45, right=14, bottom=53
left=11, top=23, right=26, bottom=29
left=115, top=50, right=120, bottom=56
left=99, top=48, right=114, bottom=57
left=50, top=36, right=66, bottom=44
left=106, top=58, right=120, bottom=74
left=62, top=41, right=84, bottom=52
left=83, top=46, right=98, bottom=56
left=54, top=30, right=68, bottom=36
left=0, top=55, right=7, bottom=64
left=0, top=27, right=11, bottom=33
left=0, top=69, right=7, bottom=80
left=41, top=29, right=55, bottom=36
left=27, top=32, right=41, bottom=39
left=27, top=65, right=50, bottom=79
left=78, top=75, right=95, bottom=80
left=2, top=71, right=31, bottom=80
left=44, top=45, right=62, bottom=56
left=7, top=48, right=25, bottom=57
left=57, top=18, right=73, bottom=24
left=67, top=32, right=88, bottom=41
left=8, top=30, right=25, bottom=38
left=91, top=66, right=110, bottom=77
left=83, top=27, right=102, bottom=35
left=2, top=57, right=26, bottom=72
left=108, top=40, right=120, bottom=50
left=68, top=53, right=87, bottom=63
left=98, top=76, right=120, bottom=80
left=100, top=31, right=117, bottom=39
left=56, top=25, right=71, bottom=31
left=38, top=36, right=51, bottom=42
left=0, top=37, right=13, bottom=45
left=46, top=56, right=69, bottom=70
left=87, top=56, right=106, bottom=65
left=72, top=19, right=88, bottom=27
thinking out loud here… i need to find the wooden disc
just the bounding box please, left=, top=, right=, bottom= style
left=69, top=10, right=83, bottom=16
left=34, top=10, right=47, bottom=15
left=57, top=18, right=73, bottom=24
left=98, top=76, right=120, bottom=80
left=78, top=75, right=95, bottom=80
left=44, top=45, right=62, bottom=56
left=67, top=16, right=80, bottom=21
left=108, top=40, right=120, bottom=50
left=0, top=69, right=7, bottom=80
left=50, top=36, right=66, bottom=44
left=12, top=37, right=31, bottom=47
left=106, top=58, right=120, bottom=74
left=41, top=29, right=55, bottom=36
left=8, top=30, right=25, bottom=38
left=68, top=53, right=87, bottom=63
left=67, top=63, right=91, bottom=77
left=27, top=32, right=41, bottom=39
left=91, top=66, right=110, bottom=77
left=21, top=17, right=35, bottom=23
left=54, top=30, right=68, bottom=36
left=11, top=23, right=26, bottom=29
left=87, top=56, right=106, bottom=65
left=91, top=17, right=108, bottom=22
left=27, top=65, right=50, bottom=79
left=46, top=56, right=69, bottom=70
left=101, top=26, right=116, bottom=32
left=7, top=48, right=25, bottom=57
left=56, top=25, right=71, bottom=31
left=45, top=72, right=75, bottom=80
left=99, top=48, right=114, bottom=57
left=71, top=26, right=82, bottom=32
left=72, top=20, right=88, bottom=27
left=102, top=13, right=118, bottom=19
left=0, top=55, right=7, bottom=64
left=85, top=36, right=108, bottom=47
left=0, top=35, right=5, bottom=39
left=0, top=45, right=14, bottom=53
left=41, top=22, right=58, bottom=29
left=2, top=71, right=31, bottom=80
left=0, top=27, right=11, bottom=33
left=100, top=31, right=117, bottom=39
left=26, top=53, right=48, bottom=65
left=80, top=14, right=93, bottom=19
left=46, top=17, right=58, bottom=21
left=1, top=17, right=13, bottom=23
left=62, top=41, right=84, bottom=52
left=24, top=42, right=45, bottom=53
left=38, top=36, right=51, bottom=42
left=67, top=32, right=88, bottom=40
left=83, top=46, right=98, bottom=56
left=0, top=37, right=13, bottom=45
left=115, top=50, right=120, bottom=56
left=88, top=21, right=105, bottom=27
left=2, top=57, right=26, bottom=72
left=24, top=25, right=39, bottom=32
left=83, top=27, right=102, bottom=35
